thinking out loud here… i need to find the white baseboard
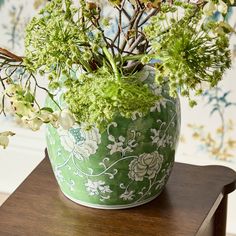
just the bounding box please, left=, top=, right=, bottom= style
left=0, top=193, right=9, bottom=206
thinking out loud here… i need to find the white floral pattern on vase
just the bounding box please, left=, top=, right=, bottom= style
left=106, top=122, right=139, bottom=156
left=46, top=67, right=181, bottom=209
left=58, top=125, right=101, bottom=161
left=128, top=152, right=163, bottom=181
left=85, top=179, right=112, bottom=199
left=120, top=190, right=135, bottom=201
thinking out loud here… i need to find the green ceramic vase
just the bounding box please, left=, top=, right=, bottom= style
left=46, top=67, right=181, bottom=209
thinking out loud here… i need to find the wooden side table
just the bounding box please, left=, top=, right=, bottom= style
left=0, top=152, right=235, bottom=236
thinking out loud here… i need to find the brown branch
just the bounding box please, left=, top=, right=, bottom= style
left=128, top=33, right=148, bottom=54
left=120, top=7, right=141, bottom=53
left=136, top=0, right=145, bottom=9
left=117, top=4, right=123, bottom=49
left=134, top=9, right=145, bottom=36
left=0, top=48, right=23, bottom=62
left=138, top=8, right=159, bottom=28
left=122, top=8, right=131, bottom=21
left=106, top=37, right=136, bottom=55
left=127, top=8, right=145, bottom=47
left=110, top=1, right=128, bottom=54
left=129, top=35, right=143, bottom=53
left=90, top=8, right=115, bottom=56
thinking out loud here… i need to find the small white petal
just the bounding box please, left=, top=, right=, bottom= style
left=38, top=110, right=53, bottom=122
left=0, top=136, right=9, bottom=149
left=0, top=131, right=15, bottom=149
left=21, top=116, right=43, bottom=131
left=58, top=110, right=75, bottom=130
left=203, top=1, right=217, bottom=16
left=218, top=0, right=228, bottom=14
left=49, top=111, right=60, bottom=128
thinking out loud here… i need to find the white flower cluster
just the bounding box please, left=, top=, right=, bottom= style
left=85, top=179, right=112, bottom=196
left=0, top=81, right=76, bottom=149
left=5, top=84, right=75, bottom=132
left=21, top=109, right=75, bottom=131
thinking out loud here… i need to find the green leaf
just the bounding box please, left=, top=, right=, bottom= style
left=40, top=107, right=54, bottom=113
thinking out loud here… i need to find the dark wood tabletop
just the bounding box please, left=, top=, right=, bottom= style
left=0, top=152, right=235, bottom=236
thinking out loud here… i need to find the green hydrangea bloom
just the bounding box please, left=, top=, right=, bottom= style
left=64, top=68, right=157, bottom=130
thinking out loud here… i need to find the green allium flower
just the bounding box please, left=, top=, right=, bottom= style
left=24, top=0, right=102, bottom=79
left=145, top=2, right=231, bottom=105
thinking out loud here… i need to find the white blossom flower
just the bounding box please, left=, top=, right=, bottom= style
left=4, top=84, right=20, bottom=96
left=218, top=0, right=228, bottom=14
left=58, top=109, right=75, bottom=130
left=203, top=1, right=217, bottom=16
left=38, top=110, right=54, bottom=123
left=22, top=116, right=44, bottom=131
left=38, top=110, right=60, bottom=128
left=20, top=109, right=60, bottom=131
left=10, top=99, right=33, bottom=116
left=0, top=131, right=15, bottom=149
left=50, top=111, right=60, bottom=128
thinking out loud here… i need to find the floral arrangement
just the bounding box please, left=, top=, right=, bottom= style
left=0, top=0, right=234, bottom=148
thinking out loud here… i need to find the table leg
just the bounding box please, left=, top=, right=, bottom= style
left=214, top=195, right=228, bottom=236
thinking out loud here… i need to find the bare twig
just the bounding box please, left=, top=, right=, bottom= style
left=90, top=8, right=115, bottom=56
left=31, top=73, right=62, bottom=110
left=119, top=7, right=141, bottom=53
left=129, top=34, right=144, bottom=53
left=128, top=34, right=147, bottom=54
left=0, top=48, right=23, bottom=62
left=117, top=5, right=123, bottom=49
left=122, top=8, right=131, bottom=21
left=138, top=8, right=159, bottom=28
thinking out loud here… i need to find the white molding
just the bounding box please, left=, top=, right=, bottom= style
left=0, top=193, right=9, bottom=206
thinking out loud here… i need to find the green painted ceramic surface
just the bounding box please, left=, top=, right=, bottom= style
left=46, top=67, right=181, bottom=209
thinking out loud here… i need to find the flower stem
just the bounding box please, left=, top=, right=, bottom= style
left=103, top=47, right=121, bottom=81
left=122, top=53, right=156, bottom=62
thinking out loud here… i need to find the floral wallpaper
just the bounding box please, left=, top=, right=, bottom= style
left=0, top=0, right=236, bottom=233
left=0, top=0, right=47, bottom=52
left=177, top=24, right=236, bottom=163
